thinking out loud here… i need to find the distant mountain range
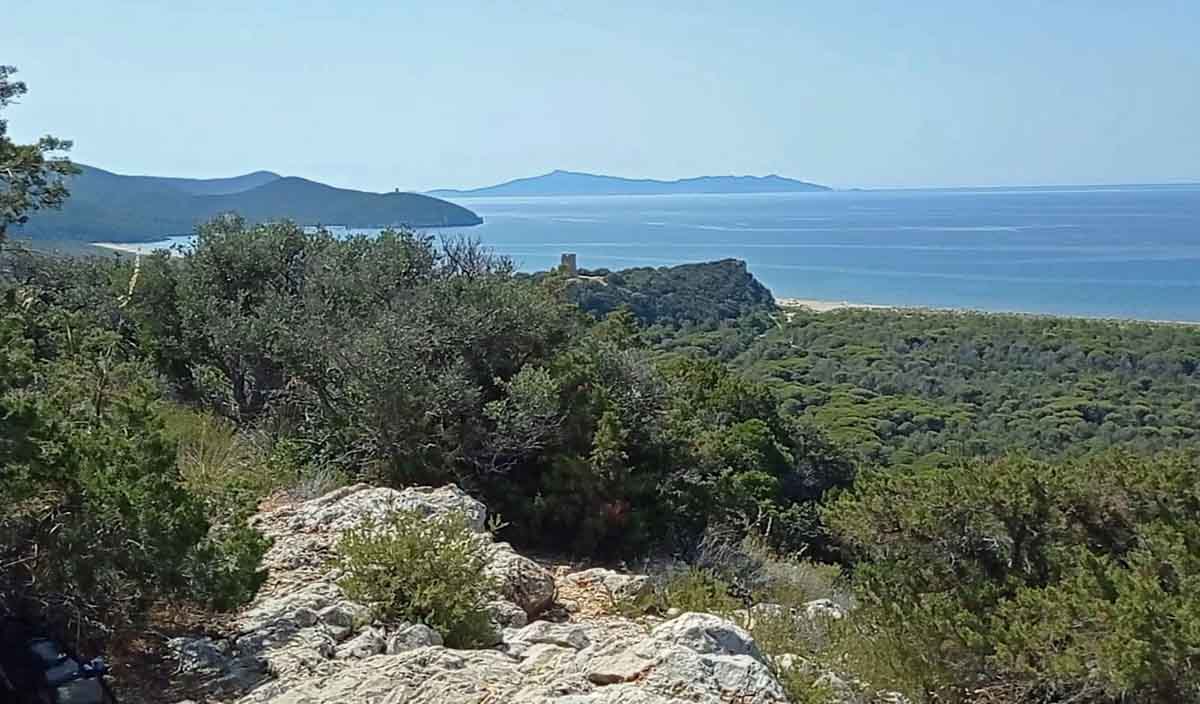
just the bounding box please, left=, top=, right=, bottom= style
left=16, top=165, right=482, bottom=243
left=428, top=170, right=830, bottom=198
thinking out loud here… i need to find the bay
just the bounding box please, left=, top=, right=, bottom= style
left=110, top=184, right=1200, bottom=322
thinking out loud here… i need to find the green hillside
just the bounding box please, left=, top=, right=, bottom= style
left=13, top=164, right=483, bottom=242
left=552, top=258, right=776, bottom=326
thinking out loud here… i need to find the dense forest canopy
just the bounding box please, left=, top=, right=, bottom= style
left=549, top=258, right=777, bottom=327
left=648, top=307, right=1200, bottom=469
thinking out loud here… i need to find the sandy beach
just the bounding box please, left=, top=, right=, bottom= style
left=92, top=241, right=178, bottom=256
left=776, top=297, right=899, bottom=313
left=776, top=297, right=1200, bottom=326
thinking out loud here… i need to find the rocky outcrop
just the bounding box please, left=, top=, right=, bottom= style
left=563, top=568, right=653, bottom=603
left=227, top=611, right=785, bottom=704
left=486, top=542, right=557, bottom=617
left=167, top=485, right=796, bottom=704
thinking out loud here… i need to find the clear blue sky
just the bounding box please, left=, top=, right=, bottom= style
left=6, top=1, right=1199, bottom=191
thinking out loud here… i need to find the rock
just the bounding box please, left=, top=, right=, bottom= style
left=169, top=636, right=231, bottom=676
left=240, top=582, right=346, bottom=634
left=167, top=636, right=268, bottom=696
left=486, top=599, right=529, bottom=629
left=282, top=483, right=487, bottom=535
left=386, top=624, right=443, bottom=654
left=549, top=692, right=680, bottom=704
left=585, top=650, right=655, bottom=685
left=317, top=602, right=367, bottom=629
left=487, top=542, right=557, bottom=617
left=515, top=642, right=576, bottom=676
left=189, top=486, right=792, bottom=704
left=772, top=652, right=807, bottom=673
left=803, top=598, right=847, bottom=621
left=290, top=606, right=319, bottom=628
left=566, top=568, right=653, bottom=602
left=649, top=612, right=763, bottom=659
left=335, top=626, right=385, bottom=659
left=505, top=621, right=592, bottom=650
left=240, top=646, right=526, bottom=704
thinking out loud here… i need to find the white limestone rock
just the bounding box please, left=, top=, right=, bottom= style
left=565, top=568, right=653, bottom=602
left=486, top=542, right=557, bottom=617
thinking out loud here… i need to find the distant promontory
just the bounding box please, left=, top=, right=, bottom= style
left=429, top=170, right=829, bottom=198
left=16, top=164, right=483, bottom=243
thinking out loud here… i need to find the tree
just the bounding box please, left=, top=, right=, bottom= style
left=827, top=452, right=1200, bottom=702
left=0, top=66, right=78, bottom=243
left=0, top=301, right=266, bottom=647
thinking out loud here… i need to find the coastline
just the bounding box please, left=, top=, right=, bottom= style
left=776, top=297, right=896, bottom=313
left=79, top=246, right=1200, bottom=328
left=776, top=297, right=1200, bottom=327
left=92, top=241, right=179, bottom=256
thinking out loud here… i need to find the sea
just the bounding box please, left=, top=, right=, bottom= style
left=117, top=184, right=1200, bottom=322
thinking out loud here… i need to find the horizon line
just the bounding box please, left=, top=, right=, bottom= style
left=72, top=161, right=1199, bottom=195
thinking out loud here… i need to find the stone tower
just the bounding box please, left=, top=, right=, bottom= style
left=561, top=252, right=578, bottom=276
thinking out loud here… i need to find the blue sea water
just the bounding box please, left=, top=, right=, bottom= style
left=124, top=184, right=1200, bottom=322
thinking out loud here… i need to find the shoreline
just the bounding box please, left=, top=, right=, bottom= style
left=81, top=246, right=1200, bottom=328
left=92, top=241, right=181, bottom=256
left=775, top=297, right=1200, bottom=327
left=91, top=242, right=160, bottom=256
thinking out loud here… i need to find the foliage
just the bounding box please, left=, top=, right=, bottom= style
left=162, top=404, right=297, bottom=522
left=826, top=451, right=1200, bottom=703
left=660, top=567, right=744, bottom=616
left=1, top=235, right=860, bottom=562
left=0, top=298, right=266, bottom=646
left=660, top=357, right=856, bottom=557
left=334, top=509, right=497, bottom=648
left=656, top=306, right=1200, bottom=473
left=547, top=258, right=776, bottom=327
left=0, top=66, right=77, bottom=243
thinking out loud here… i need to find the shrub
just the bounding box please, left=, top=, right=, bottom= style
left=826, top=451, right=1200, bottom=703
left=334, top=509, right=498, bottom=648
left=659, top=567, right=744, bottom=616
left=166, top=407, right=279, bottom=512
left=0, top=316, right=266, bottom=646
left=691, top=526, right=848, bottom=609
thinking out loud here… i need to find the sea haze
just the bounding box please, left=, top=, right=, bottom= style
left=122, top=184, right=1200, bottom=322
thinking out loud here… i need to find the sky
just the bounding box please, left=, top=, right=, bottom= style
left=5, top=0, right=1200, bottom=191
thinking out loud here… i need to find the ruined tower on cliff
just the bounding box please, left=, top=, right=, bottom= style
left=561, top=252, right=577, bottom=276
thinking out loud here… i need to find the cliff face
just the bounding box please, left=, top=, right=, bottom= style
left=164, top=484, right=795, bottom=704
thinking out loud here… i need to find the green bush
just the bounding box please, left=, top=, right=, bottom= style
left=660, top=567, right=743, bottom=616
left=0, top=308, right=266, bottom=645
left=826, top=451, right=1200, bottom=703
left=334, top=509, right=498, bottom=648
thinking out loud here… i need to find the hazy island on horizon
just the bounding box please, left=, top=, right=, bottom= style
left=428, top=169, right=830, bottom=198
